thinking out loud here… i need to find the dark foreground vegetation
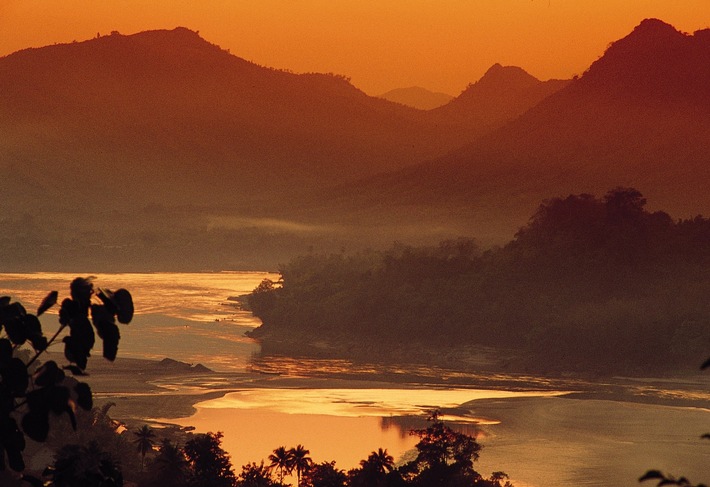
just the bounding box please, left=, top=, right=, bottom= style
left=248, top=188, right=710, bottom=375
left=2, top=405, right=513, bottom=487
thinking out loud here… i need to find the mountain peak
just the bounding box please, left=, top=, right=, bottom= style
left=477, top=63, right=539, bottom=88
left=632, top=18, right=681, bottom=37
left=578, top=18, right=710, bottom=104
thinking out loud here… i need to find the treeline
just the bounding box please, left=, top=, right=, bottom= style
left=248, top=188, right=710, bottom=375
left=7, top=409, right=512, bottom=487
left=137, top=414, right=513, bottom=487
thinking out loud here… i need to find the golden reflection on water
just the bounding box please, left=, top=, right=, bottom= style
left=0, top=271, right=278, bottom=322
left=198, top=387, right=565, bottom=418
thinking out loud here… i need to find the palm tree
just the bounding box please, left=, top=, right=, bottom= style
left=269, top=446, right=294, bottom=484
left=133, top=424, right=156, bottom=470
left=152, top=439, right=189, bottom=486
left=288, top=444, right=312, bottom=487
left=361, top=448, right=394, bottom=475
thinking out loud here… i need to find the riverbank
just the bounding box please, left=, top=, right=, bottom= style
left=82, top=355, right=709, bottom=487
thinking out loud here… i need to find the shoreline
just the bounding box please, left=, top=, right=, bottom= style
left=86, top=355, right=710, bottom=430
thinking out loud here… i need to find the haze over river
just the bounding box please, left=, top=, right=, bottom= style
left=1, top=272, right=708, bottom=487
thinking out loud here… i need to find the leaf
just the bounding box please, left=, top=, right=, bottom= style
left=2, top=302, right=28, bottom=345
left=91, top=305, right=120, bottom=361
left=701, top=357, right=710, bottom=370
left=0, top=338, right=12, bottom=365
left=70, top=277, right=94, bottom=310
left=23, top=314, right=47, bottom=352
left=96, top=288, right=117, bottom=314
left=639, top=470, right=665, bottom=482
left=34, top=361, right=65, bottom=387
left=101, top=322, right=120, bottom=361
left=0, top=418, right=26, bottom=472
left=114, top=289, right=134, bottom=324
left=21, top=410, right=49, bottom=442
left=47, top=386, right=70, bottom=415
left=701, top=433, right=710, bottom=440
left=63, top=336, right=88, bottom=370
left=2, top=358, right=29, bottom=395
left=75, top=382, right=92, bottom=411
left=0, top=296, right=10, bottom=307
left=36, top=291, right=58, bottom=317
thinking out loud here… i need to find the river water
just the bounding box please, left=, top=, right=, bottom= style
left=1, top=272, right=708, bottom=487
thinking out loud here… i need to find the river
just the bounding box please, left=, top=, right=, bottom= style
left=1, top=272, right=708, bottom=486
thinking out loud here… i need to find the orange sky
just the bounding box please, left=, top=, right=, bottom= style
left=1, top=1, right=708, bottom=95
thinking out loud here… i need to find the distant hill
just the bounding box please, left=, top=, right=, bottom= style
left=0, top=28, right=560, bottom=269
left=338, top=19, right=710, bottom=243
left=434, top=64, right=569, bottom=123
left=378, top=86, right=453, bottom=110
left=2, top=20, right=707, bottom=270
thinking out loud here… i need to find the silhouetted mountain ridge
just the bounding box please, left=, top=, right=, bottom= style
left=431, top=63, right=570, bottom=131
left=578, top=18, right=710, bottom=105
left=334, top=19, right=710, bottom=244
left=4, top=20, right=707, bottom=270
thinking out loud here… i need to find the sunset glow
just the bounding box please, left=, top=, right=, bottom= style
left=2, top=1, right=708, bottom=94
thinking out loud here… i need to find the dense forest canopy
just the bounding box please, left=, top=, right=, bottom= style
left=248, top=188, right=710, bottom=375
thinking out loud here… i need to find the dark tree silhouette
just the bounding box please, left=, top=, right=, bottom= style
left=302, top=461, right=347, bottom=487
left=184, top=431, right=236, bottom=487
left=289, top=444, right=312, bottom=487
left=0, top=278, right=133, bottom=478
left=143, top=439, right=190, bottom=487
left=269, top=446, right=294, bottom=484
left=43, top=440, right=123, bottom=487
left=133, top=425, right=156, bottom=470
left=237, top=461, right=276, bottom=487
left=349, top=448, right=396, bottom=487
left=400, top=411, right=509, bottom=487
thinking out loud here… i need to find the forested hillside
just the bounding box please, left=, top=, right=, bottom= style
left=248, top=189, right=710, bottom=375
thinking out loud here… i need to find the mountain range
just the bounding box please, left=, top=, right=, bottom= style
left=1, top=19, right=707, bottom=270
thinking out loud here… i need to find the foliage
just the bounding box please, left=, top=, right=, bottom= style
left=43, top=440, right=123, bottom=487
left=348, top=448, right=399, bottom=487
left=247, top=188, right=710, bottom=374
left=289, top=444, right=312, bottom=487
left=142, top=439, right=190, bottom=487
left=184, top=431, right=236, bottom=487
left=0, top=278, right=133, bottom=476
left=134, top=425, right=156, bottom=470
left=401, top=411, right=483, bottom=487
left=268, top=446, right=294, bottom=484
left=302, top=461, right=347, bottom=487
left=237, top=461, right=276, bottom=487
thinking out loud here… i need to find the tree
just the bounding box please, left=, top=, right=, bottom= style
left=269, top=446, right=294, bottom=484
left=184, top=431, right=236, bottom=487
left=288, top=445, right=312, bottom=487
left=349, top=448, right=396, bottom=487
left=44, top=440, right=123, bottom=487
left=361, top=448, right=394, bottom=475
left=237, top=461, right=276, bottom=487
left=0, top=278, right=133, bottom=477
left=402, top=411, right=484, bottom=487
left=142, top=439, right=190, bottom=487
left=301, top=461, right=346, bottom=487
left=134, top=425, right=156, bottom=470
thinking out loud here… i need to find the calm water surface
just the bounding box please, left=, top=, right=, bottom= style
left=2, top=272, right=708, bottom=487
